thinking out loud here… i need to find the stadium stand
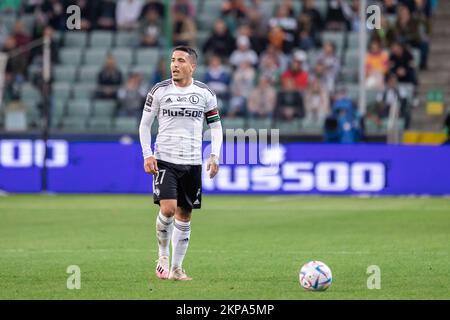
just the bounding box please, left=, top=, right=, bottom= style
left=0, top=0, right=443, bottom=142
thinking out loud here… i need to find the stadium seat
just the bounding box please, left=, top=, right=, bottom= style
left=135, top=48, right=160, bottom=66
left=20, top=14, right=35, bottom=33
left=115, top=31, right=140, bottom=48
left=51, top=99, right=67, bottom=118
left=21, top=83, right=41, bottom=101
left=301, top=119, right=322, bottom=134
left=276, top=120, right=302, bottom=135
left=247, top=118, right=273, bottom=130
left=314, top=0, right=328, bottom=18
left=84, top=48, right=108, bottom=65
left=72, top=83, right=96, bottom=99
left=93, top=99, right=117, bottom=117
left=52, top=82, right=72, bottom=100
left=130, top=65, right=154, bottom=79
left=90, top=31, right=114, bottom=48
left=64, top=31, right=88, bottom=47
left=87, top=117, right=113, bottom=131
left=1, top=14, right=16, bottom=31
left=196, top=30, right=210, bottom=47
left=66, top=99, right=92, bottom=117
left=61, top=117, right=87, bottom=131
left=59, top=48, right=83, bottom=66
left=194, top=65, right=206, bottom=80
left=222, top=118, right=246, bottom=129
left=114, top=117, right=139, bottom=132
left=111, top=48, right=134, bottom=66
left=78, top=65, right=100, bottom=83
left=53, top=65, right=77, bottom=82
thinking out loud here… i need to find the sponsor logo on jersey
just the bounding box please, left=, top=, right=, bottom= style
left=177, top=96, right=188, bottom=102
left=162, top=108, right=203, bottom=118
left=189, top=95, right=200, bottom=104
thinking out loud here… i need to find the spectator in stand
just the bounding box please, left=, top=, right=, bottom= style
left=275, top=78, right=305, bottom=121
left=140, top=8, right=162, bottom=47
left=140, top=0, right=165, bottom=20
left=94, top=0, right=117, bottom=30
left=370, top=14, right=392, bottom=49
left=444, top=112, right=450, bottom=145
left=96, top=54, right=123, bottom=99
left=11, top=21, right=31, bottom=50
left=116, top=0, right=143, bottom=31
left=296, top=12, right=319, bottom=51
left=369, top=73, right=409, bottom=126
left=269, top=3, right=298, bottom=53
left=202, top=19, right=235, bottom=61
left=281, top=52, right=309, bottom=92
left=268, top=25, right=285, bottom=53
left=22, top=0, right=44, bottom=13
left=203, top=56, right=232, bottom=113
left=236, top=23, right=266, bottom=55
left=304, top=77, right=330, bottom=125
left=247, top=76, right=277, bottom=118
left=246, top=0, right=270, bottom=38
left=315, top=41, right=340, bottom=92
left=149, top=57, right=167, bottom=86
left=40, top=0, right=65, bottom=30
left=324, top=0, right=353, bottom=31
left=229, top=61, right=255, bottom=117
left=72, top=0, right=96, bottom=31
left=388, top=4, right=429, bottom=69
left=172, top=5, right=196, bottom=47
left=259, top=51, right=282, bottom=87
left=301, top=0, right=324, bottom=33
left=389, top=41, right=417, bottom=85
left=259, top=44, right=289, bottom=76
left=331, top=86, right=363, bottom=143
left=171, top=0, right=196, bottom=19
left=2, top=36, right=28, bottom=78
left=229, top=35, right=258, bottom=69
left=365, top=39, right=389, bottom=89
left=221, top=0, right=248, bottom=32
left=382, top=0, right=398, bottom=14
left=117, top=72, right=147, bottom=118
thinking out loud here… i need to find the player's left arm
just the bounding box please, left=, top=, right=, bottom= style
left=205, top=107, right=223, bottom=179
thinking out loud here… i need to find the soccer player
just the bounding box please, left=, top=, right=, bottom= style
left=139, top=46, right=223, bottom=281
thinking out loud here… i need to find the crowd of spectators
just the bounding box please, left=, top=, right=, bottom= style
left=0, top=0, right=437, bottom=142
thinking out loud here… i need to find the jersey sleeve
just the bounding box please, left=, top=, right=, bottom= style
left=204, top=88, right=218, bottom=113
left=139, top=90, right=160, bottom=159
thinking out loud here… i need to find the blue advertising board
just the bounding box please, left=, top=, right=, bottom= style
left=0, top=139, right=449, bottom=195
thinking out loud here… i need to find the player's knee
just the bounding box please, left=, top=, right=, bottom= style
left=160, top=202, right=177, bottom=217
left=175, top=207, right=192, bottom=222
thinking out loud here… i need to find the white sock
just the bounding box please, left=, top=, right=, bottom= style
left=171, top=219, right=191, bottom=270
left=156, top=211, right=174, bottom=257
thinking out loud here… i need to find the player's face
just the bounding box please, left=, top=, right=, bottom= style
left=171, top=50, right=195, bottom=82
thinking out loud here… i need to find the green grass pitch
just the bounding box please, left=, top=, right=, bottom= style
left=0, top=195, right=449, bottom=300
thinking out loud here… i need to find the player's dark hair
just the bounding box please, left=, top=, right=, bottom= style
left=173, top=46, right=198, bottom=64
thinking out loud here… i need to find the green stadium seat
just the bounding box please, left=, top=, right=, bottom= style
left=21, top=83, right=41, bottom=101
left=61, top=117, right=87, bottom=131
left=111, top=48, right=133, bottom=66
left=344, top=49, right=360, bottom=70
left=301, top=119, right=322, bottom=134
left=222, top=118, right=245, bottom=129
left=78, top=65, right=100, bottom=83
left=130, top=64, right=154, bottom=79
left=88, top=117, right=113, bottom=131
left=115, top=31, right=140, bottom=47
left=64, top=31, right=88, bottom=47
left=20, top=15, right=35, bottom=34
left=114, top=117, right=139, bottom=132
left=90, top=31, right=114, bottom=48
left=247, top=118, right=273, bottom=130
left=53, top=65, right=77, bottom=82
left=66, top=99, right=92, bottom=117
left=72, top=83, right=96, bottom=99
left=84, top=48, right=108, bottom=65
left=196, top=30, right=210, bottom=47
left=52, top=82, right=72, bottom=100
left=314, top=0, right=328, bottom=18
left=59, top=48, right=83, bottom=66
left=197, top=15, right=218, bottom=31
left=93, top=99, right=117, bottom=116
left=51, top=99, right=67, bottom=117
left=412, top=48, right=421, bottom=69
left=2, top=14, right=16, bottom=31
left=322, top=32, right=345, bottom=50
left=276, top=119, right=302, bottom=135
left=194, top=65, right=206, bottom=80
left=135, top=48, right=160, bottom=66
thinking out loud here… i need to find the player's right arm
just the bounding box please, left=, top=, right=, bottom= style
left=139, top=91, right=159, bottom=175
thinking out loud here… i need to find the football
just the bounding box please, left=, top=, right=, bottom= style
left=299, top=261, right=332, bottom=291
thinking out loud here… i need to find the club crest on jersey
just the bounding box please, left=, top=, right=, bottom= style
left=189, top=95, right=200, bottom=104
left=145, top=94, right=153, bottom=106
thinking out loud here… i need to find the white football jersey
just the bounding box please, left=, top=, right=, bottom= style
left=142, top=78, right=218, bottom=165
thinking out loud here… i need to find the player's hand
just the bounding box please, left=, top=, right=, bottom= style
left=144, top=156, right=158, bottom=175
left=207, top=154, right=219, bottom=179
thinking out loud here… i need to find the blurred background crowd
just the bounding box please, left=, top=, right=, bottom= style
left=0, top=0, right=445, bottom=143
